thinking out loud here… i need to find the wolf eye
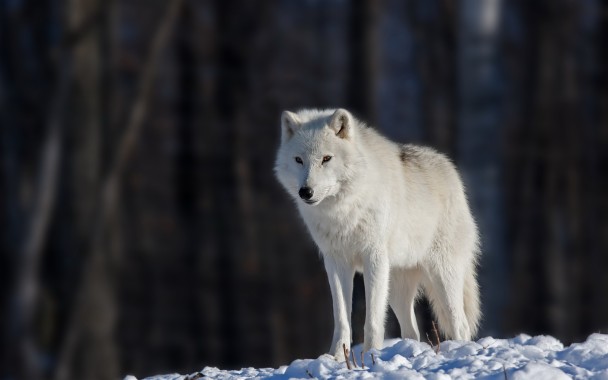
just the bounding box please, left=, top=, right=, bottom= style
left=322, top=155, right=332, bottom=163
left=295, top=157, right=303, bottom=165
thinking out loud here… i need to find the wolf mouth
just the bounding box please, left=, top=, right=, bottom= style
left=304, top=199, right=319, bottom=205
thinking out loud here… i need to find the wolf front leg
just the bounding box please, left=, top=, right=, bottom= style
left=363, top=251, right=390, bottom=352
left=323, top=256, right=354, bottom=361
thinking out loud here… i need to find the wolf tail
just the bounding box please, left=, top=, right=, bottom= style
left=463, top=267, right=481, bottom=338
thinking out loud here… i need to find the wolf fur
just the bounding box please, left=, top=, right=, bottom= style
left=274, top=108, right=481, bottom=360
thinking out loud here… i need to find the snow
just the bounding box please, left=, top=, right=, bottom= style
left=128, top=334, right=608, bottom=380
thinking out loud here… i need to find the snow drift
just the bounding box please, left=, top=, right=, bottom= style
left=127, top=334, right=608, bottom=379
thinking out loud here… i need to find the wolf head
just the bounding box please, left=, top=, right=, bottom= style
left=274, top=108, right=362, bottom=206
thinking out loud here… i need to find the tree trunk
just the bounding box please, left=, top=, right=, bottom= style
left=57, top=0, right=119, bottom=378
left=591, top=0, right=608, bottom=337
left=348, top=0, right=380, bottom=124
left=457, top=0, right=505, bottom=337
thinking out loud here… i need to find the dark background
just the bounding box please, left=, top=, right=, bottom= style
left=1, top=0, right=608, bottom=379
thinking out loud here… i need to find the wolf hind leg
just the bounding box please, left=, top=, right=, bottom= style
left=421, top=265, right=471, bottom=341
left=388, top=267, right=421, bottom=340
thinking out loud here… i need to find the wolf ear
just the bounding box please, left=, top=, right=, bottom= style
left=329, top=108, right=353, bottom=140
left=281, top=111, right=300, bottom=142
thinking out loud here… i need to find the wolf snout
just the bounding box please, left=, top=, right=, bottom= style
left=298, top=186, right=314, bottom=200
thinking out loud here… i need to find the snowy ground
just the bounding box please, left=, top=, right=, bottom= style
left=127, top=334, right=608, bottom=379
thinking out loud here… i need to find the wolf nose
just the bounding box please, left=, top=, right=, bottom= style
left=299, top=187, right=314, bottom=200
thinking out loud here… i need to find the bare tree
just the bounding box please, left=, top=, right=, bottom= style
left=54, top=1, right=183, bottom=379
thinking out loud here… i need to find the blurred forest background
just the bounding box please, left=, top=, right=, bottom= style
left=1, top=0, right=608, bottom=379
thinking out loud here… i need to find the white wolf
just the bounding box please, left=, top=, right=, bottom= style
left=274, top=108, right=481, bottom=359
